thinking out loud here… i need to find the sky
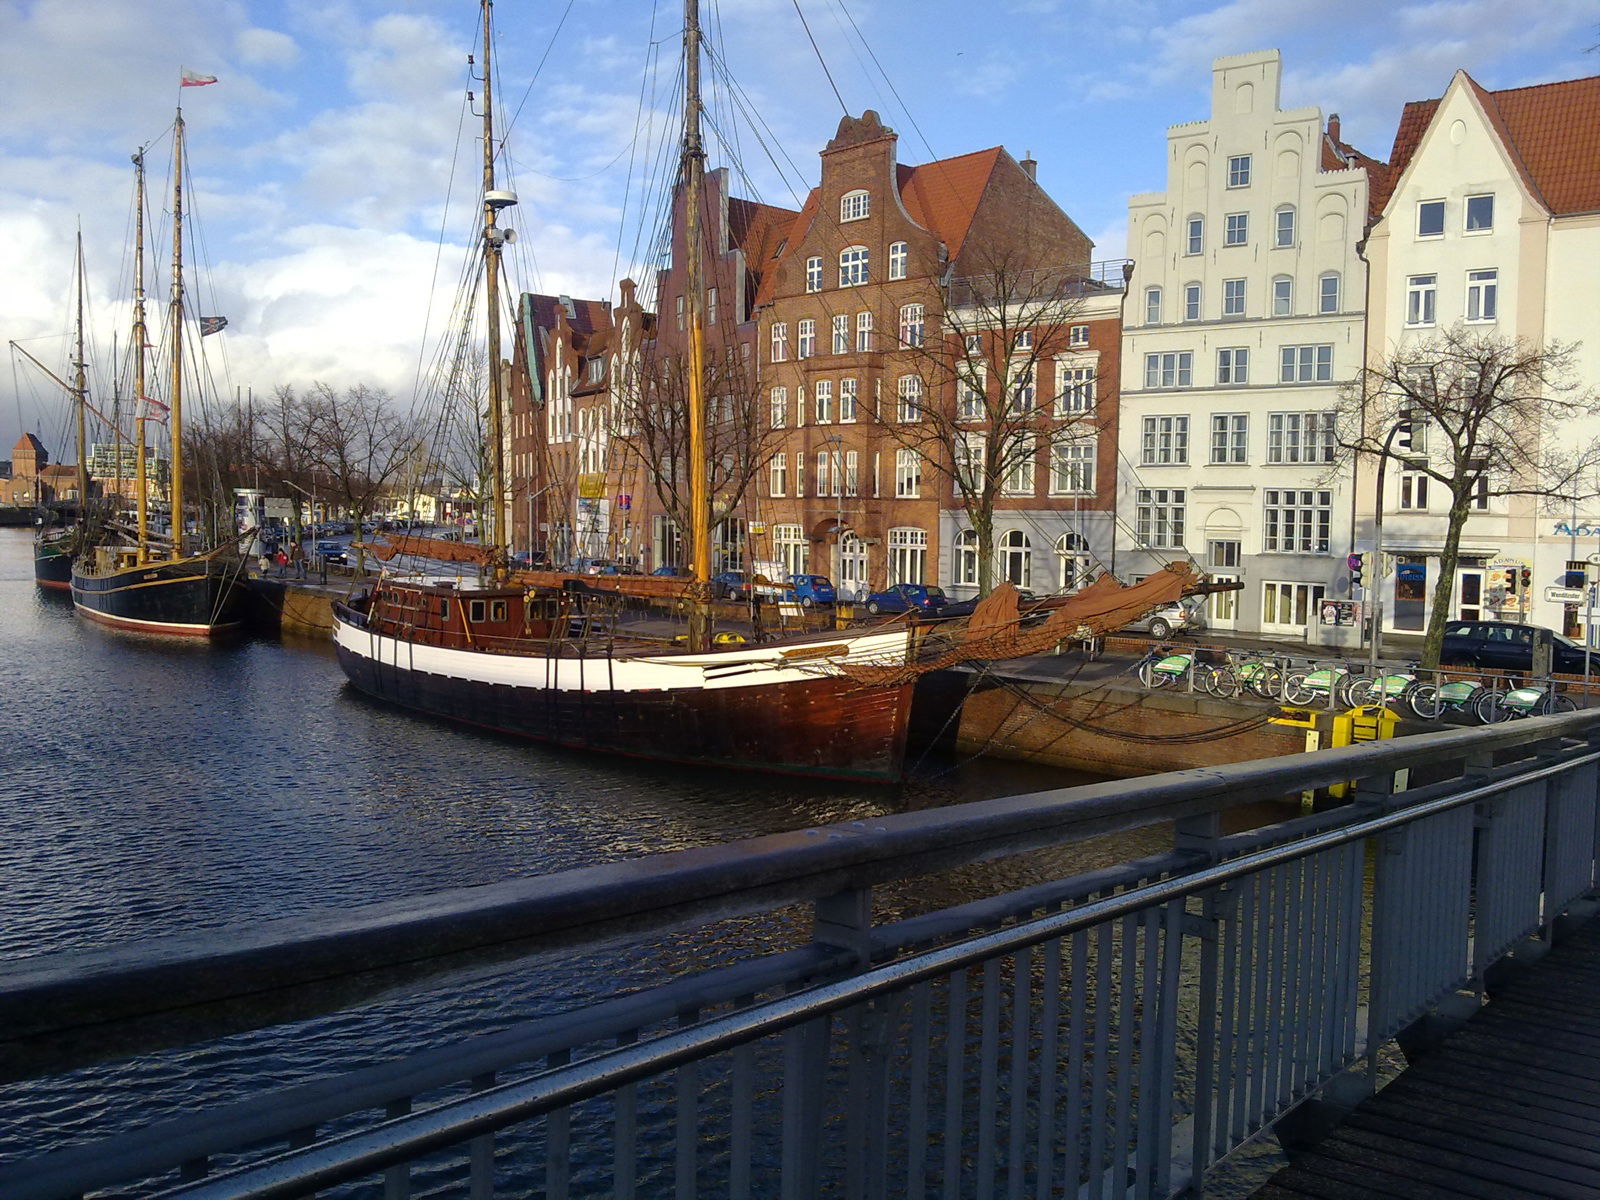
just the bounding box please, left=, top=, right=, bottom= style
left=2, top=0, right=1595, bottom=463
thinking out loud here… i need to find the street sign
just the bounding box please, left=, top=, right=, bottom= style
left=1545, top=585, right=1586, bottom=604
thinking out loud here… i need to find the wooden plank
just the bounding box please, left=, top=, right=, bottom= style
left=1380, top=1069, right=1600, bottom=1138
left=1293, top=1134, right=1531, bottom=1199
left=1347, top=1107, right=1600, bottom=1183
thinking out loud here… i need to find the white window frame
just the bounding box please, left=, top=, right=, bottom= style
left=1266, top=411, right=1335, bottom=464
left=1144, top=351, right=1194, bottom=389
left=1271, top=275, right=1293, bottom=317
left=1068, top=324, right=1089, bottom=347
left=1466, top=269, right=1498, bottom=323
left=769, top=386, right=788, bottom=429
left=954, top=432, right=986, bottom=500
left=1145, top=287, right=1162, bottom=324
left=1261, top=581, right=1326, bottom=630
left=1210, top=413, right=1248, bottom=464
left=840, top=377, right=857, bottom=423
left=1135, top=488, right=1186, bottom=549
left=838, top=245, right=869, bottom=288
left=957, top=362, right=987, bottom=420
left=1262, top=488, right=1332, bottom=553
left=1141, top=415, right=1190, bottom=466
left=1224, top=212, right=1248, bottom=245
left=831, top=313, right=849, bottom=354
left=894, top=449, right=922, bottom=498
left=1184, top=282, right=1202, bottom=321
left=954, top=529, right=979, bottom=586
left=999, top=529, right=1032, bottom=588
left=896, top=375, right=922, bottom=422
left=1279, top=344, right=1333, bottom=383
left=1464, top=193, right=1494, bottom=233
left=1227, top=154, right=1251, bottom=188
left=770, top=322, right=789, bottom=362
left=888, top=240, right=908, bottom=280
left=840, top=189, right=870, bottom=222
left=797, top=318, right=815, bottom=359
left=887, top=527, right=927, bottom=587
left=1186, top=215, right=1203, bottom=255
left=1417, top=199, right=1445, bottom=238
left=1055, top=359, right=1095, bottom=416
left=1049, top=440, right=1096, bottom=496
left=814, top=379, right=834, bottom=423
left=855, top=310, right=873, bottom=352
left=898, top=303, right=924, bottom=348
left=1318, top=272, right=1341, bottom=314
left=1001, top=433, right=1035, bottom=496
left=804, top=256, right=822, bottom=293
left=1222, top=277, right=1246, bottom=317
left=1217, top=347, right=1249, bottom=385
left=1274, top=205, right=1296, bottom=248
left=769, top=453, right=788, bottom=497
left=1406, top=274, right=1437, bottom=326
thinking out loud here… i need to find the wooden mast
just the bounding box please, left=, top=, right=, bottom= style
left=167, top=111, right=186, bottom=560
left=132, top=147, right=150, bottom=560
left=683, top=0, right=713, bottom=651
left=480, top=0, right=508, bottom=569
left=72, top=232, right=89, bottom=523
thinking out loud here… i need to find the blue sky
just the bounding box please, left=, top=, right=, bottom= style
left=2, top=0, right=1595, bottom=461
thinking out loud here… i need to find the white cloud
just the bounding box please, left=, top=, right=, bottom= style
left=237, top=27, right=299, bottom=68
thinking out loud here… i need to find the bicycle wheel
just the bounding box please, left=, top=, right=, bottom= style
left=1541, top=693, right=1577, bottom=715
left=1250, top=666, right=1284, bottom=699
left=1407, top=683, right=1443, bottom=720
left=1136, top=658, right=1158, bottom=688
left=1473, top=691, right=1506, bottom=724
left=1205, top=666, right=1242, bottom=699
left=1280, top=672, right=1316, bottom=705
left=1344, top=676, right=1379, bottom=707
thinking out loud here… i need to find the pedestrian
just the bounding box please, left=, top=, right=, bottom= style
left=275, top=548, right=289, bottom=577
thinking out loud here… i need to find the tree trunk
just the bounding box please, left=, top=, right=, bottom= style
left=973, top=507, right=995, bottom=594
left=1420, top=494, right=1474, bottom=669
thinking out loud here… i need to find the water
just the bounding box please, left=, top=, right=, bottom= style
left=0, top=527, right=1161, bottom=1185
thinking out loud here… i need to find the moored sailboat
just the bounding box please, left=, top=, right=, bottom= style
left=71, top=110, right=245, bottom=637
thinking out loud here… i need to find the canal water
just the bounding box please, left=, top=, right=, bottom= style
left=3, top=527, right=1200, bottom=1189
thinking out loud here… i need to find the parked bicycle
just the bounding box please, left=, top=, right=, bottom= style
left=1202, top=649, right=1288, bottom=700
left=1135, top=645, right=1199, bottom=689
left=1404, top=674, right=1487, bottom=721
left=1280, top=662, right=1361, bottom=707
left=1475, top=680, right=1577, bottom=723
left=1344, top=662, right=1425, bottom=711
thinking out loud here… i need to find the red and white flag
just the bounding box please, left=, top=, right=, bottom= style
left=181, top=70, right=219, bottom=88
left=139, top=394, right=170, bottom=417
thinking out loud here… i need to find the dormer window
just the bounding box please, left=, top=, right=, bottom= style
left=840, top=189, right=870, bottom=222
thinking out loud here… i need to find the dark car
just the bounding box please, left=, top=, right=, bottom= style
left=864, top=583, right=948, bottom=615
left=787, top=574, right=836, bottom=607
left=652, top=564, right=691, bottom=578
left=1440, top=620, right=1595, bottom=674
left=711, top=570, right=752, bottom=600
left=313, top=540, right=349, bottom=565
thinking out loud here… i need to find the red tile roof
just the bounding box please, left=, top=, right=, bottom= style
left=727, top=197, right=799, bottom=267
left=896, top=146, right=1004, bottom=259
left=1373, top=72, right=1600, bottom=221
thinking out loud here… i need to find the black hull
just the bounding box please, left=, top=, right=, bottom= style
left=333, top=638, right=912, bottom=783
left=33, top=540, right=74, bottom=591
left=71, top=557, right=244, bottom=637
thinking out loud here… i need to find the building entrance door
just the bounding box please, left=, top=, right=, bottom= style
left=1457, top=569, right=1486, bottom=622
left=1207, top=575, right=1238, bottom=630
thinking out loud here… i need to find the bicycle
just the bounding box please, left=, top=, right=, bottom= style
left=1344, top=662, right=1425, bottom=711
left=1135, top=644, right=1199, bottom=689
left=1475, top=680, right=1577, bottom=723
left=1280, top=662, right=1361, bottom=707
left=1203, top=649, right=1286, bottom=700
left=1404, top=674, right=1487, bottom=721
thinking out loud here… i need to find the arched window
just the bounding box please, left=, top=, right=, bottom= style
left=840, top=189, right=869, bottom=221
left=999, top=530, right=1032, bottom=588
left=839, top=245, right=869, bottom=288
left=955, top=529, right=979, bottom=586
left=1055, top=532, right=1091, bottom=592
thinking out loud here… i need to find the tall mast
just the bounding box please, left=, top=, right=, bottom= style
left=133, top=147, right=150, bottom=559
left=168, top=111, right=186, bottom=559
left=480, top=0, right=508, bottom=563
left=683, top=0, right=713, bottom=651
left=72, top=231, right=89, bottom=525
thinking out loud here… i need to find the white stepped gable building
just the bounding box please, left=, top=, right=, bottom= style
left=1357, top=70, right=1600, bottom=642
left=1118, top=50, right=1373, bottom=638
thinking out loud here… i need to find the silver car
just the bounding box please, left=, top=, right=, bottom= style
left=1124, top=596, right=1207, bottom=639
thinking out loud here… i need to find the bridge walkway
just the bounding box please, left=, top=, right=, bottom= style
left=1258, top=915, right=1600, bottom=1199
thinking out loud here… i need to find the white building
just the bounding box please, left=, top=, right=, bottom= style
left=1119, top=51, right=1373, bottom=639
left=1359, top=71, right=1600, bottom=642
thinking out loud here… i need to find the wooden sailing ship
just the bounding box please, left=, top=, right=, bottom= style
left=70, top=114, right=245, bottom=637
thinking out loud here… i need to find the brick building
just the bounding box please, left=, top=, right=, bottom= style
left=1, top=433, right=81, bottom=507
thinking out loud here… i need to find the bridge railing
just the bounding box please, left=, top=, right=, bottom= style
left=3, top=714, right=1600, bottom=1197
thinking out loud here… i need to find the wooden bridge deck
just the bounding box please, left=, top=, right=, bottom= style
left=1257, top=916, right=1600, bottom=1199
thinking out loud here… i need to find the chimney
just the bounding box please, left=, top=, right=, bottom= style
left=1020, top=150, right=1037, bottom=181
left=1327, top=114, right=1341, bottom=145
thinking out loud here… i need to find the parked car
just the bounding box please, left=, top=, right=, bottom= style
left=652, top=564, right=691, bottom=578
left=864, top=583, right=949, bottom=615
left=711, top=570, right=752, bottom=600
left=313, top=540, right=349, bottom=565
left=1440, top=620, right=1595, bottom=674
left=1123, top=596, right=1207, bottom=640
left=787, top=574, right=836, bottom=607
left=508, top=550, right=549, bottom=570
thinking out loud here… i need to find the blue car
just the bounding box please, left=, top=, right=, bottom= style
left=787, top=574, right=836, bottom=607
left=313, top=540, right=349, bottom=565
left=864, top=583, right=948, bottom=615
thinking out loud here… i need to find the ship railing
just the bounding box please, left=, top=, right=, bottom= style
left=3, top=713, right=1600, bottom=1197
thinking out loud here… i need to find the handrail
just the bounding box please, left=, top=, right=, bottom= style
left=2, top=710, right=1596, bottom=1084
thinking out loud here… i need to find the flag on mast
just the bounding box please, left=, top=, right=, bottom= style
left=199, top=316, right=228, bottom=336
left=181, top=70, right=219, bottom=88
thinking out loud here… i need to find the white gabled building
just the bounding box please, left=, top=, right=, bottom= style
left=1119, top=50, right=1375, bottom=638
left=1359, top=70, right=1600, bottom=643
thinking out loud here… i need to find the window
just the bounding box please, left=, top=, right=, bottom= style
left=1262, top=581, right=1325, bottom=628
left=770, top=322, right=789, bottom=362
left=797, top=318, right=816, bottom=358
left=888, top=240, right=908, bottom=280
left=1186, top=215, right=1203, bottom=255
left=1145, top=287, right=1162, bottom=324
left=954, top=432, right=986, bottom=498
left=1466, top=269, right=1498, bottom=322
left=675, top=294, right=684, bottom=330
left=769, top=453, right=787, bottom=496
left=1009, top=363, right=1036, bottom=413
left=957, top=363, right=986, bottom=419
left=839, top=245, right=869, bottom=287
left=1050, top=441, right=1096, bottom=495
left=999, top=530, right=1032, bottom=588
left=1406, top=274, right=1437, bottom=326
left=1465, top=194, right=1493, bottom=232
left=1274, top=206, right=1296, bottom=248
left=1266, top=411, right=1335, bottom=464
left=845, top=449, right=858, bottom=496
left=1135, top=488, right=1186, bottom=548
left=1217, top=347, right=1249, bottom=385
left=887, top=527, right=927, bottom=586
left=1398, top=463, right=1428, bottom=510
left=954, top=530, right=979, bottom=586
left=1318, top=272, right=1341, bottom=314
left=815, top=379, right=834, bottom=423
left=1222, top=278, right=1246, bottom=317
left=794, top=384, right=806, bottom=426
left=1279, top=344, right=1333, bottom=383
left=840, top=189, right=869, bottom=222
left=1141, top=415, right=1190, bottom=465
left=1056, top=364, right=1095, bottom=415
left=1468, top=458, right=1489, bottom=510
left=1417, top=199, right=1445, bottom=238
left=840, top=378, right=857, bottom=422
left=898, top=304, right=924, bottom=348
left=832, top=314, right=849, bottom=354
left=1144, top=351, right=1194, bottom=388
left=815, top=450, right=833, bottom=498
left=1210, top=413, right=1248, bottom=464
left=894, top=449, right=921, bottom=497
left=964, top=333, right=982, bottom=354
left=1014, top=330, right=1033, bottom=351
left=1262, top=489, right=1332, bottom=553
left=856, top=310, right=873, bottom=352
left=769, top=386, right=787, bottom=428
left=794, top=451, right=805, bottom=497
left=774, top=524, right=807, bottom=576
left=896, top=375, right=922, bottom=421
left=1001, top=433, right=1035, bottom=496
left=1184, top=282, right=1202, bottom=321
left=1068, top=324, right=1089, bottom=347
left=1227, top=155, right=1251, bottom=187
left=805, top=256, right=822, bottom=293
left=1208, top=540, right=1240, bottom=569
left=1225, top=212, right=1248, bottom=245
left=706, top=287, right=718, bottom=326
left=1056, top=532, right=1093, bottom=592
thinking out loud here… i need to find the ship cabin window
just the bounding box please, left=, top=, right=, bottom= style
left=469, top=599, right=487, bottom=623
left=438, top=598, right=449, bottom=619
left=491, top=599, right=509, bottom=623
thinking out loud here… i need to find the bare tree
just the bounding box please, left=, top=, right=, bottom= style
left=1333, top=325, right=1600, bottom=667
left=878, top=250, right=1108, bottom=594
left=302, top=382, right=424, bottom=569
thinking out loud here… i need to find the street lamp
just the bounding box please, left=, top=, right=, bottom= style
left=824, top=435, right=845, bottom=591
left=1368, top=416, right=1415, bottom=671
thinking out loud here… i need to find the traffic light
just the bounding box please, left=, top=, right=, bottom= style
left=1520, top=567, right=1532, bottom=589
left=1348, top=552, right=1366, bottom=589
